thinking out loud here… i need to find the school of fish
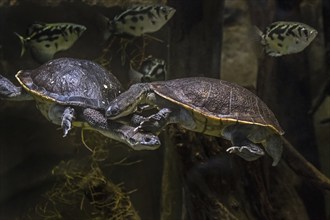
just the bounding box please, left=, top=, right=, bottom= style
left=12, top=6, right=318, bottom=63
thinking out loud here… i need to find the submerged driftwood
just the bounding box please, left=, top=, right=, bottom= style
left=160, top=0, right=330, bottom=219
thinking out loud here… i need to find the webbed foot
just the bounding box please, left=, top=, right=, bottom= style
left=127, top=130, right=161, bottom=150
left=61, top=107, right=75, bottom=137
left=130, top=114, right=147, bottom=127
left=136, top=108, right=171, bottom=133
left=226, top=145, right=264, bottom=162
left=83, top=108, right=161, bottom=150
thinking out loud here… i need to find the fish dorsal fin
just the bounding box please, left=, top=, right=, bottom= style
left=27, top=22, right=47, bottom=35
left=61, top=27, right=69, bottom=41
left=96, top=13, right=115, bottom=40
left=114, top=5, right=154, bottom=20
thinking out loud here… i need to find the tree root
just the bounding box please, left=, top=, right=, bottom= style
left=282, top=137, right=330, bottom=191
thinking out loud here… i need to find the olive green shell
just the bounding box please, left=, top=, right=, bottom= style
left=15, top=58, right=123, bottom=109
left=150, top=77, right=284, bottom=134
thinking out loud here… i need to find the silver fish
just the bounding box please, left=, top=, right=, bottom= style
left=255, top=21, right=318, bottom=56
left=106, top=5, right=175, bottom=38
left=15, top=22, right=86, bottom=63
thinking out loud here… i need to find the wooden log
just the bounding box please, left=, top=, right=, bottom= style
left=247, top=0, right=327, bottom=219
left=161, top=0, right=224, bottom=219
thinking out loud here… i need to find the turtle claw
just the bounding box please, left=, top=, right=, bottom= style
left=128, top=132, right=161, bottom=150
left=136, top=108, right=172, bottom=133
left=138, top=117, right=161, bottom=133
left=62, top=121, right=72, bottom=137
left=133, top=126, right=140, bottom=133
left=226, top=146, right=240, bottom=154
left=226, top=146, right=262, bottom=153
left=226, top=145, right=264, bottom=162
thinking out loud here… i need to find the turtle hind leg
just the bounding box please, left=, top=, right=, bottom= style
left=0, top=74, right=32, bottom=100
left=82, top=108, right=161, bottom=150
left=226, top=138, right=265, bottom=162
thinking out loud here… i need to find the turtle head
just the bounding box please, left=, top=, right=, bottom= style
left=106, top=83, right=150, bottom=119
left=128, top=132, right=161, bottom=150
left=0, top=74, right=22, bottom=99
left=106, top=102, right=122, bottom=119
left=106, top=98, right=138, bottom=120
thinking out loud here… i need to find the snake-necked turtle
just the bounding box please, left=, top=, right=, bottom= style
left=106, top=77, right=284, bottom=165
left=0, top=58, right=160, bottom=150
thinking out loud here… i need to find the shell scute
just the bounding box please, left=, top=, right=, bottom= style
left=16, top=58, right=123, bottom=109
left=151, top=77, right=283, bottom=134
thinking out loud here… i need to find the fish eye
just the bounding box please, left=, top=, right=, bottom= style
left=160, top=7, right=167, bottom=13
left=141, top=76, right=151, bottom=82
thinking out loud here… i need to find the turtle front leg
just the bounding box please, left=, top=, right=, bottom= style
left=83, top=108, right=161, bottom=150
left=224, top=127, right=265, bottom=162
left=134, top=107, right=196, bottom=134
left=61, top=107, right=75, bottom=137
left=0, top=74, right=32, bottom=100
left=136, top=108, right=172, bottom=134
left=226, top=144, right=265, bottom=162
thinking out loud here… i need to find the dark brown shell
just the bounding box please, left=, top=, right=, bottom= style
left=16, top=58, right=123, bottom=109
left=150, top=77, right=284, bottom=134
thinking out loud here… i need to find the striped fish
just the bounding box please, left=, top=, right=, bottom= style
left=255, top=21, right=318, bottom=56
left=129, top=56, right=166, bottom=84
left=105, top=5, right=175, bottom=38
left=15, top=22, right=86, bottom=63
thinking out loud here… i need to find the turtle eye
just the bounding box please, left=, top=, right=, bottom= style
left=106, top=103, right=120, bottom=117
left=144, top=137, right=151, bottom=143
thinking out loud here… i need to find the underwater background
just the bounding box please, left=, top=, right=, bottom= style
left=0, top=0, right=329, bottom=219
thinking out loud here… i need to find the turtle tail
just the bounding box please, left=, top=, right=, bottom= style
left=14, top=32, right=26, bottom=57
left=264, top=134, right=283, bottom=166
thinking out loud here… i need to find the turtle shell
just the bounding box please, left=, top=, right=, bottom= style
left=150, top=77, right=284, bottom=134
left=15, top=58, right=123, bottom=109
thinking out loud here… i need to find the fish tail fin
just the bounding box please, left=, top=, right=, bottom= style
left=248, top=25, right=265, bottom=58
left=96, top=13, right=114, bottom=41
left=253, top=26, right=264, bottom=43
left=14, top=32, right=26, bottom=57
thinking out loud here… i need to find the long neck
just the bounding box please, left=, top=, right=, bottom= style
left=0, top=78, right=33, bottom=101
left=107, top=83, right=150, bottom=119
